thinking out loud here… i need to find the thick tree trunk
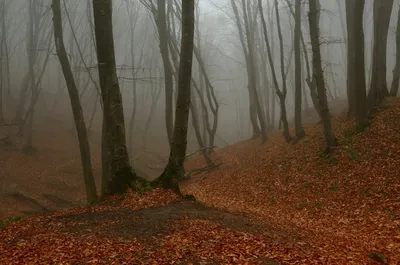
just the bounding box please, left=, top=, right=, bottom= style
left=51, top=0, right=98, bottom=204
left=92, top=0, right=137, bottom=196
left=153, top=0, right=195, bottom=194
left=308, top=0, right=337, bottom=152
left=367, top=0, right=394, bottom=110
left=294, top=0, right=305, bottom=139
left=390, top=6, right=400, bottom=97
left=350, top=0, right=368, bottom=132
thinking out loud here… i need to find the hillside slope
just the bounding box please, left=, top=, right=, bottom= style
left=182, top=98, right=400, bottom=264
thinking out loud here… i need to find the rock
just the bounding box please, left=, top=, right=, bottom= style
left=369, top=252, right=388, bottom=264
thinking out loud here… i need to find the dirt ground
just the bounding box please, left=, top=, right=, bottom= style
left=51, top=200, right=286, bottom=264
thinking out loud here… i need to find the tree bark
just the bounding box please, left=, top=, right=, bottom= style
left=51, top=0, right=98, bottom=204
left=92, top=0, right=137, bottom=196
left=294, top=0, right=305, bottom=139
left=350, top=0, right=368, bottom=132
left=367, top=0, right=394, bottom=110
left=390, top=6, right=400, bottom=97
left=345, top=1, right=355, bottom=117
left=157, top=0, right=174, bottom=146
left=153, top=0, right=195, bottom=194
left=258, top=0, right=291, bottom=142
left=308, top=0, right=337, bottom=152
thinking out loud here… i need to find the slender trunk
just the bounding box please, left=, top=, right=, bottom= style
left=157, top=0, right=174, bottom=146
left=51, top=0, right=98, bottom=204
left=345, top=1, right=355, bottom=117
left=258, top=0, right=291, bottom=142
left=351, top=0, right=368, bottom=132
left=294, top=0, right=305, bottom=138
left=308, top=0, right=337, bottom=152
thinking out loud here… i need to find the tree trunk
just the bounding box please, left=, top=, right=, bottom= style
left=230, top=0, right=261, bottom=138
left=241, top=0, right=267, bottom=143
left=153, top=0, right=195, bottom=194
left=350, top=0, right=368, bottom=132
left=308, top=0, right=337, bottom=152
left=294, top=0, right=305, bottom=139
left=345, top=0, right=355, bottom=117
left=51, top=0, right=98, bottom=204
left=390, top=6, right=400, bottom=97
left=92, top=0, right=137, bottom=196
left=367, top=0, right=394, bottom=110
left=258, top=0, right=291, bottom=143
left=157, top=0, right=174, bottom=146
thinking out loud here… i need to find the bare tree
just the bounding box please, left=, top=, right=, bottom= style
left=294, top=0, right=305, bottom=139
left=258, top=0, right=291, bottom=142
left=231, top=0, right=263, bottom=140
left=367, top=0, right=394, bottom=110
left=51, top=0, right=98, bottom=204
left=347, top=0, right=368, bottom=132
left=308, top=0, right=336, bottom=152
left=92, top=0, right=137, bottom=196
left=156, top=0, right=174, bottom=146
left=153, top=0, right=195, bottom=193
left=390, top=5, right=400, bottom=97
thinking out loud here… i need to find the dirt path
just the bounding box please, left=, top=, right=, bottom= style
left=45, top=201, right=301, bottom=264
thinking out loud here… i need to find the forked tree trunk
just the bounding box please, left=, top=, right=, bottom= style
left=51, top=0, right=98, bottom=204
left=153, top=0, right=195, bottom=194
left=258, top=0, right=291, bottom=143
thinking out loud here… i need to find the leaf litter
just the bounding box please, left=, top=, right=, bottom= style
left=0, top=99, right=400, bottom=264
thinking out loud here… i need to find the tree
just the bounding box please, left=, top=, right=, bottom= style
left=258, top=0, right=291, bottom=142
left=390, top=5, right=400, bottom=97
left=345, top=0, right=355, bottom=117
left=153, top=0, right=195, bottom=193
left=348, top=0, right=368, bottom=132
left=92, top=0, right=137, bottom=196
left=308, top=0, right=336, bottom=152
left=51, top=0, right=98, bottom=204
left=157, top=0, right=174, bottom=146
left=231, top=0, right=265, bottom=141
left=294, top=0, right=305, bottom=139
left=367, top=0, right=394, bottom=110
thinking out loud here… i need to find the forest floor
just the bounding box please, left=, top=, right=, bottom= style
left=0, top=98, right=400, bottom=264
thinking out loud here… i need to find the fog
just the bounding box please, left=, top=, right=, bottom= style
left=1, top=0, right=399, bottom=171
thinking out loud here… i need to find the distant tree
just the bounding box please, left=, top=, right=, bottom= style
left=345, top=1, right=355, bottom=117
left=231, top=0, right=266, bottom=141
left=258, top=0, right=291, bottom=142
left=92, top=0, right=137, bottom=196
left=367, top=0, right=394, bottom=110
left=390, top=6, right=400, bottom=97
left=308, top=0, right=337, bottom=152
left=153, top=0, right=195, bottom=193
left=294, top=0, right=305, bottom=139
left=51, top=0, right=98, bottom=204
left=157, top=0, right=174, bottom=146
